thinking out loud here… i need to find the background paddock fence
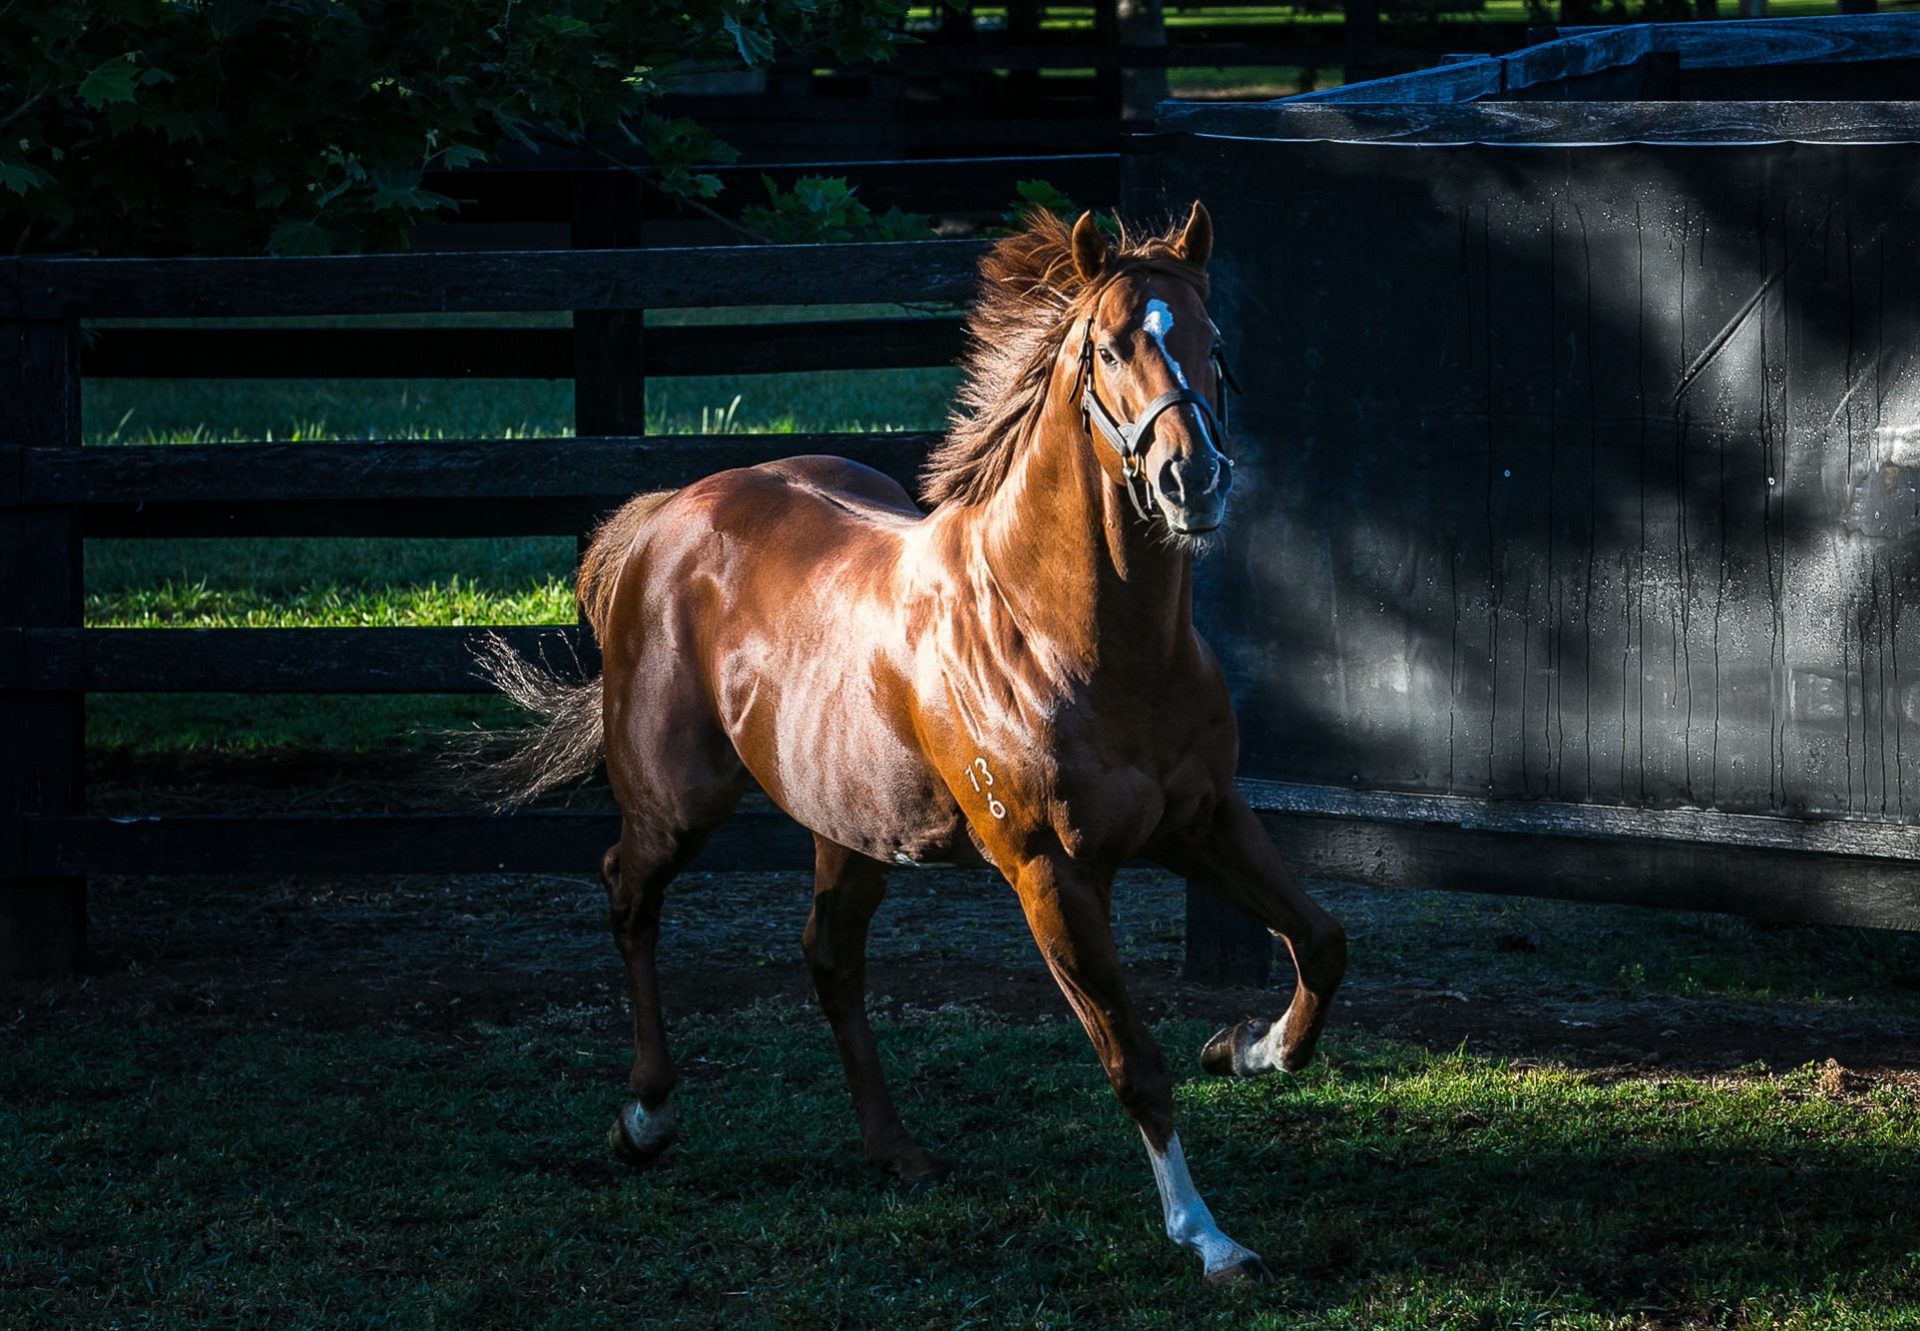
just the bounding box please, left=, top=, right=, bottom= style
left=1, top=238, right=984, bottom=978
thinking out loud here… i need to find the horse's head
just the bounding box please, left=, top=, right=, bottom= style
left=1070, top=201, right=1234, bottom=538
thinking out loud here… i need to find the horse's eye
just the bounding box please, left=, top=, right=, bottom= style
left=1097, top=345, right=1118, bottom=368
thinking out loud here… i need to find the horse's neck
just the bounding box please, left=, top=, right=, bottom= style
left=969, top=377, right=1195, bottom=671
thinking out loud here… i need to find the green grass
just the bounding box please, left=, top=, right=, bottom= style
left=90, top=573, right=572, bottom=629
left=3, top=1008, right=1915, bottom=1329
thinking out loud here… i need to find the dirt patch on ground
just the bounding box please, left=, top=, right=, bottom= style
left=13, top=745, right=1912, bottom=1087
left=11, top=859, right=1917, bottom=1086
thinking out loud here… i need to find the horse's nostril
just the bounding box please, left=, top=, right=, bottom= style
left=1159, top=459, right=1186, bottom=506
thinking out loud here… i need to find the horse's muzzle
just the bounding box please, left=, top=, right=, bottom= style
left=1156, top=450, right=1232, bottom=533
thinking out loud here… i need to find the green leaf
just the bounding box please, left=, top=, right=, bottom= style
left=267, top=221, right=336, bottom=256
left=872, top=205, right=933, bottom=242
left=77, top=53, right=142, bottom=110
left=137, top=107, right=203, bottom=145
left=0, top=161, right=54, bottom=197
left=721, top=16, right=776, bottom=67
left=490, top=106, right=538, bottom=152
left=436, top=144, right=488, bottom=170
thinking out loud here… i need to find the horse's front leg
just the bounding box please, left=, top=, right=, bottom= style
left=1164, top=789, right=1348, bottom=1078
left=1012, top=854, right=1269, bottom=1286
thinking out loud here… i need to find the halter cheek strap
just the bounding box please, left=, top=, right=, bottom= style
left=1076, top=319, right=1239, bottom=524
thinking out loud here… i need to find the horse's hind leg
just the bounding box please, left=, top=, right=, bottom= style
left=604, top=815, right=712, bottom=1167
left=804, top=837, right=947, bottom=1188
left=1167, top=789, right=1347, bottom=1079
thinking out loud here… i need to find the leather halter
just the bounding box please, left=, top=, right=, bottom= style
left=1076, top=316, right=1242, bottom=523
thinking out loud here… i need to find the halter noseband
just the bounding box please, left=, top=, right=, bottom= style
left=1075, top=316, right=1242, bottom=524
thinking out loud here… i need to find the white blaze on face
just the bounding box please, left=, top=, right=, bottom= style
left=1142, top=299, right=1187, bottom=387
left=1142, top=298, right=1216, bottom=449
left=1142, top=1129, right=1261, bottom=1277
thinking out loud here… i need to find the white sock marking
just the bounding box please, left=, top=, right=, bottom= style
left=1142, top=1130, right=1260, bottom=1276
left=1238, top=1005, right=1296, bottom=1076
left=621, top=1098, right=676, bottom=1153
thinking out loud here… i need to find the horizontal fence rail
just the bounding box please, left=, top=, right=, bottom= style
left=22, top=433, right=940, bottom=537
left=432, top=153, right=1123, bottom=213
left=25, top=781, right=1920, bottom=931
left=1, top=627, right=593, bottom=695
left=7, top=241, right=991, bottom=319
left=82, top=320, right=965, bottom=380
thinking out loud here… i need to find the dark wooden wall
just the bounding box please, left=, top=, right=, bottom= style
left=1128, top=122, right=1920, bottom=935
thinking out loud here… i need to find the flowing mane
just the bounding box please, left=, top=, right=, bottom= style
left=918, top=210, right=1210, bottom=510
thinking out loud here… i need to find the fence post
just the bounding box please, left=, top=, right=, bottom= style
left=1116, top=0, right=1168, bottom=128
left=572, top=170, right=647, bottom=439
left=1091, top=0, right=1122, bottom=123
left=1342, top=0, right=1381, bottom=87
left=1182, top=885, right=1271, bottom=987
left=1007, top=0, right=1042, bottom=115
left=1, top=310, right=86, bottom=978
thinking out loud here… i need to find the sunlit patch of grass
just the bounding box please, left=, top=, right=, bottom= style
left=3, top=1011, right=1914, bottom=1329
left=88, top=576, right=571, bottom=630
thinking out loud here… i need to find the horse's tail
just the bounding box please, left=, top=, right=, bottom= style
left=576, top=490, right=675, bottom=642
left=465, top=490, right=677, bottom=809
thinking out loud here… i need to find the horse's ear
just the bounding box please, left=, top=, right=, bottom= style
left=1174, top=200, right=1212, bottom=271
left=1071, top=211, right=1109, bottom=282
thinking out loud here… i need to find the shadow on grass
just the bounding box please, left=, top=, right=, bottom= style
left=2, top=1006, right=1913, bottom=1330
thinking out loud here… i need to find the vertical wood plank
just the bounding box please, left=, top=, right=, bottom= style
left=571, top=172, right=647, bottom=440
left=1091, top=0, right=1122, bottom=123
left=1342, top=0, right=1382, bottom=86
left=1182, top=886, right=1272, bottom=987
left=1006, top=0, right=1042, bottom=116
left=1116, top=0, right=1168, bottom=127
left=1, top=316, right=85, bottom=978
left=571, top=170, right=646, bottom=608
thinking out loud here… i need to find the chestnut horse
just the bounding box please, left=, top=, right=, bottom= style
left=483, top=203, right=1346, bottom=1284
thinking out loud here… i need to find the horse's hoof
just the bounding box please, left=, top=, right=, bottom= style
left=609, top=1100, right=677, bottom=1168
left=1199, top=1019, right=1270, bottom=1077
left=1204, top=1255, right=1273, bottom=1287
left=886, top=1151, right=951, bottom=1193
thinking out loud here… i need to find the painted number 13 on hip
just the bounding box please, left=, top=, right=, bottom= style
left=967, top=757, right=1008, bottom=820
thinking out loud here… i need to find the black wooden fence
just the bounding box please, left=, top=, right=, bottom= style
left=0, top=239, right=988, bottom=977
